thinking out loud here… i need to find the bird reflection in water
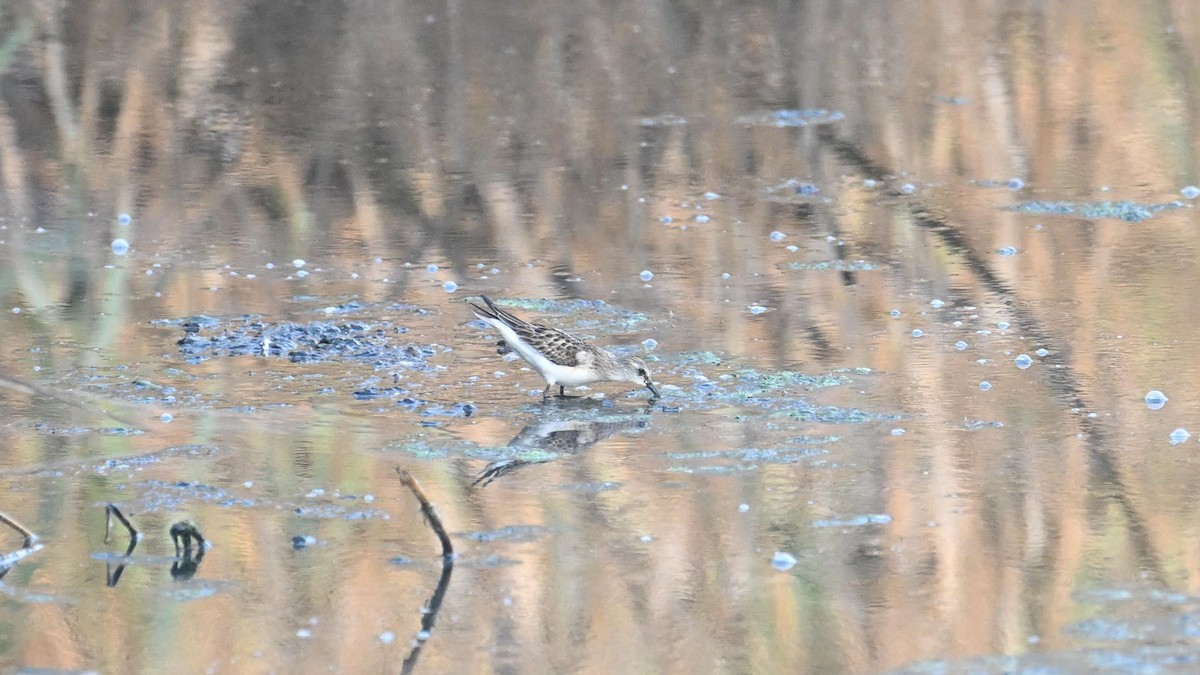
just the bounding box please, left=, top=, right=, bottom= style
left=473, top=412, right=649, bottom=487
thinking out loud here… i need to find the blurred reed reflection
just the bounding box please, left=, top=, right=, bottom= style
left=1, top=0, right=1200, bottom=673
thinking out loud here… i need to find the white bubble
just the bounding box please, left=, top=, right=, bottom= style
left=748, top=305, right=768, bottom=315
left=1182, top=186, right=1200, bottom=199
left=1170, top=428, right=1191, bottom=445
left=772, top=551, right=797, bottom=571
left=738, top=503, right=750, bottom=513
left=117, top=213, right=132, bottom=225
left=160, top=413, right=173, bottom=423
left=379, top=631, right=396, bottom=645
left=111, top=238, right=129, bottom=255
left=911, top=329, right=923, bottom=337
left=889, top=309, right=901, bottom=317
left=10, top=307, right=19, bottom=314
left=1145, top=390, right=1168, bottom=410
left=979, top=381, right=992, bottom=391
left=442, top=280, right=458, bottom=293
left=426, top=264, right=438, bottom=273
left=1015, top=354, right=1032, bottom=369
left=930, top=299, right=945, bottom=308
left=770, top=231, right=786, bottom=242
left=1036, top=348, right=1049, bottom=357
left=695, top=215, right=710, bottom=223
left=997, top=321, right=1010, bottom=330
left=640, top=270, right=654, bottom=281
left=292, top=259, right=306, bottom=268
left=642, top=338, right=658, bottom=350
left=721, top=272, right=731, bottom=280
left=955, top=341, right=968, bottom=350
left=891, top=428, right=905, bottom=436
left=296, top=270, right=308, bottom=278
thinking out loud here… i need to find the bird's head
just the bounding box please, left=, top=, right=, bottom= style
left=617, top=356, right=660, bottom=399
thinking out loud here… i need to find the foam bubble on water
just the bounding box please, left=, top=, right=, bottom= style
left=772, top=551, right=797, bottom=571
left=1015, top=354, right=1032, bottom=369
left=891, top=428, right=905, bottom=436
left=695, top=215, right=710, bottom=224
left=660, top=216, right=673, bottom=224
left=1007, top=178, right=1024, bottom=190
left=786, top=245, right=798, bottom=252
left=1036, top=348, right=1049, bottom=357
left=738, top=503, right=750, bottom=513
left=770, top=231, right=786, bottom=242
left=443, top=280, right=458, bottom=293
left=117, top=213, right=132, bottom=226
left=748, top=305, right=768, bottom=315
left=379, top=631, right=396, bottom=645
left=704, top=191, right=720, bottom=200
left=979, top=381, right=992, bottom=391
left=721, top=272, right=731, bottom=280
left=426, top=264, right=438, bottom=273
left=901, top=183, right=916, bottom=194
left=911, top=329, right=923, bottom=337
left=955, top=341, right=968, bottom=351
left=997, top=321, right=1010, bottom=330
left=1145, top=390, right=1168, bottom=410
left=111, top=238, right=129, bottom=255
left=292, top=259, right=306, bottom=268
left=642, top=338, right=658, bottom=350
left=998, top=246, right=1018, bottom=256
left=1182, top=186, right=1200, bottom=199
left=296, top=270, right=308, bottom=278
left=160, top=413, right=173, bottom=423
left=1170, top=428, right=1191, bottom=445
left=930, top=299, right=945, bottom=308
left=889, top=309, right=901, bottom=317
left=640, top=270, right=654, bottom=281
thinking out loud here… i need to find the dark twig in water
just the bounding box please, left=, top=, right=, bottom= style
left=103, top=504, right=141, bottom=587
left=169, top=521, right=206, bottom=557
left=0, top=510, right=43, bottom=580
left=394, top=466, right=455, bottom=675
left=395, top=467, right=454, bottom=560
left=104, top=503, right=139, bottom=545
left=0, top=510, right=38, bottom=548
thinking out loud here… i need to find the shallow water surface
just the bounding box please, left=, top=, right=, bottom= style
left=3, top=1, right=1200, bottom=673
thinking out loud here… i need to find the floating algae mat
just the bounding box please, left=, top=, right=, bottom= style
left=1008, top=200, right=1187, bottom=222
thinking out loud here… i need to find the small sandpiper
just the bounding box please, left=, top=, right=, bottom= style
left=470, top=295, right=661, bottom=401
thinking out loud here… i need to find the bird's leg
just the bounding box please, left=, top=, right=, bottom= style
left=558, top=385, right=565, bottom=398
left=542, top=383, right=553, bottom=401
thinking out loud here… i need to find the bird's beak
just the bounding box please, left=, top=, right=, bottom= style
left=645, top=379, right=661, bottom=399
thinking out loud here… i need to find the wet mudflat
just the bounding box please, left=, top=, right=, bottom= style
left=4, top=1, right=1200, bottom=673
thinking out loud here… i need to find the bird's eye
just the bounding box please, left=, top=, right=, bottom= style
left=637, top=368, right=647, bottom=377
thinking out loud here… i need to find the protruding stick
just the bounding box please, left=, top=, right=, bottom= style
left=104, top=504, right=139, bottom=544
left=0, top=510, right=37, bottom=548
left=395, top=467, right=453, bottom=560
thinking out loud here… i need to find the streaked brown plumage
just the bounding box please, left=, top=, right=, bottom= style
left=470, top=295, right=660, bottom=400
